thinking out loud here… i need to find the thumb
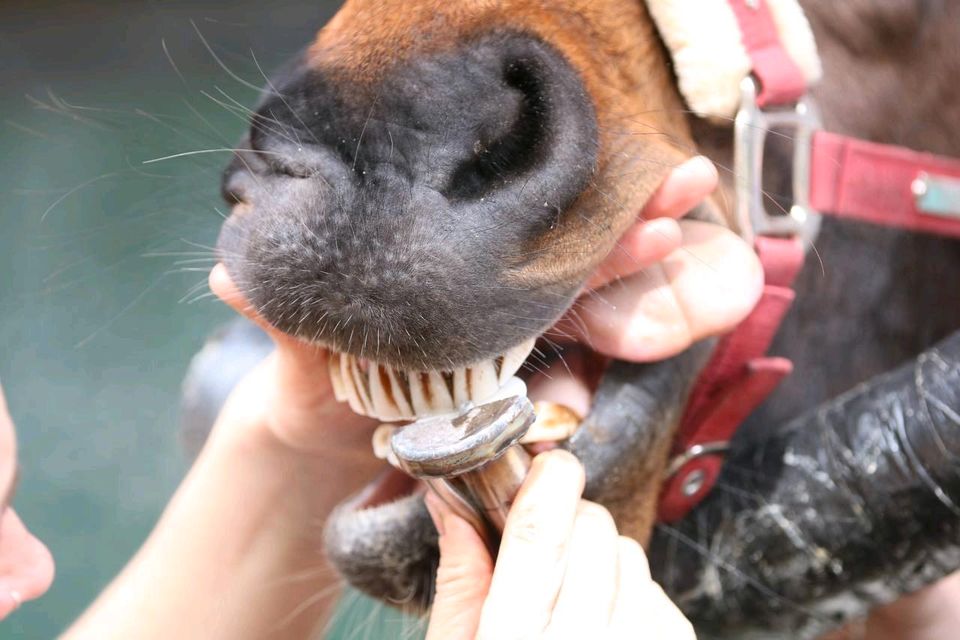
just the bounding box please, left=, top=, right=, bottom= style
left=424, top=492, right=494, bottom=640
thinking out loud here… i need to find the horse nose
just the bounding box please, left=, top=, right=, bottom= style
left=242, top=32, right=597, bottom=211
left=216, top=32, right=599, bottom=368
left=391, top=33, right=599, bottom=221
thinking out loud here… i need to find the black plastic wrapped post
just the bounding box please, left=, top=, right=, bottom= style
left=650, top=330, right=960, bottom=639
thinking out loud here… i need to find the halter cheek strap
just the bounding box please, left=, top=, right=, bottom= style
left=811, top=132, right=960, bottom=239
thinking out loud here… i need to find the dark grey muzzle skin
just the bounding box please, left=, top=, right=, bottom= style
left=216, top=31, right=598, bottom=371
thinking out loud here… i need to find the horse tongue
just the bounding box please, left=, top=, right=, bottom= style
left=524, top=346, right=596, bottom=418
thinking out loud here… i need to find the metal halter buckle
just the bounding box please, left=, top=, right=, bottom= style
left=664, top=441, right=731, bottom=479
left=734, top=76, right=823, bottom=247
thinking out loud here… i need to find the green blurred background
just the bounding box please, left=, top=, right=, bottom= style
left=1, top=1, right=417, bottom=637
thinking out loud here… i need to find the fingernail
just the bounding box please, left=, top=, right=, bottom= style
left=533, top=449, right=585, bottom=483
left=424, top=492, right=446, bottom=536
left=537, top=448, right=580, bottom=469
left=689, top=155, right=718, bottom=181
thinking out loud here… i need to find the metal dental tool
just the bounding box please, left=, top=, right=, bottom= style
left=390, top=395, right=536, bottom=543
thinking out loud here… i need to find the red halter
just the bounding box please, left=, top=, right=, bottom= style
left=658, top=0, right=960, bottom=522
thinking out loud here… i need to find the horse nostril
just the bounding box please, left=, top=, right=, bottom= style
left=445, top=57, right=551, bottom=201
left=431, top=34, right=597, bottom=221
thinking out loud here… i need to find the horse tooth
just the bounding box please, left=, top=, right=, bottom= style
left=427, top=371, right=455, bottom=412
left=328, top=353, right=348, bottom=402
left=468, top=359, right=500, bottom=402
left=408, top=371, right=434, bottom=415
left=498, top=337, right=537, bottom=384
left=385, top=366, right=415, bottom=418
left=452, top=368, right=470, bottom=407
left=371, top=424, right=400, bottom=468
left=407, top=369, right=453, bottom=416
left=339, top=354, right=365, bottom=415
left=368, top=363, right=403, bottom=421
left=440, top=370, right=456, bottom=399
left=371, top=424, right=394, bottom=459
left=520, top=401, right=582, bottom=444
left=349, top=356, right=374, bottom=415
left=490, top=375, right=527, bottom=403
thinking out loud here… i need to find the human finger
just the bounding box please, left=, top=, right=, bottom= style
left=544, top=501, right=621, bottom=637
left=586, top=218, right=681, bottom=290
left=565, top=220, right=762, bottom=362
left=476, top=450, right=585, bottom=639
left=208, top=264, right=377, bottom=452
left=0, top=385, right=15, bottom=509
left=0, top=510, right=55, bottom=621
left=424, top=491, right=495, bottom=640
left=610, top=537, right=695, bottom=639
left=585, top=156, right=717, bottom=291
left=641, top=156, right=718, bottom=222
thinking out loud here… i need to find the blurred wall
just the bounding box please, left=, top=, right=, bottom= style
left=1, top=1, right=416, bottom=637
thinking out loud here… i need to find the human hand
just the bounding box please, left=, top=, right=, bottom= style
left=558, top=156, right=762, bottom=362
left=208, top=264, right=381, bottom=461
left=0, top=384, right=55, bottom=620
left=531, top=156, right=761, bottom=415
left=60, top=277, right=387, bottom=639
left=424, top=449, right=696, bottom=640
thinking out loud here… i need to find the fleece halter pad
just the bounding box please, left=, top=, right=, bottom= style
left=646, top=0, right=822, bottom=119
